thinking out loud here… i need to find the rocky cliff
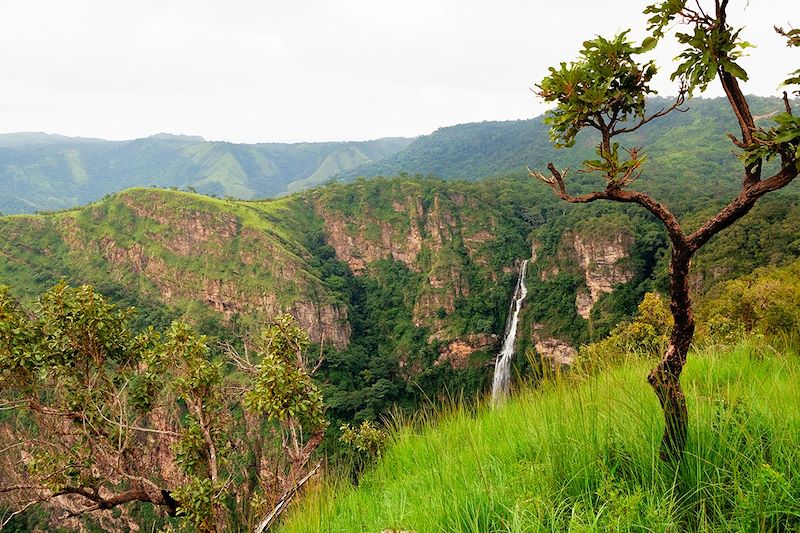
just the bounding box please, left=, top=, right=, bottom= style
left=569, top=230, right=634, bottom=320
left=525, top=219, right=636, bottom=363
left=0, top=189, right=352, bottom=349
left=314, top=180, right=523, bottom=348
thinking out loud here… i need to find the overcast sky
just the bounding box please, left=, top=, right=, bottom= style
left=0, top=0, right=796, bottom=143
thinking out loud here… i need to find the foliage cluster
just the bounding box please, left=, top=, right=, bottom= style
left=338, top=420, right=388, bottom=476
left=0, top=283, right=326, bottom=532
left=577, top=292, right=673, bottom=370
left=698, top=258, right=800, bottom=340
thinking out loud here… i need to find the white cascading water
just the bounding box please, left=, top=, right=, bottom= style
left=491, top=259, right=529, bottom=403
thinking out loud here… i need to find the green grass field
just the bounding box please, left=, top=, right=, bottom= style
left=279, top=340, right=800, bottom=532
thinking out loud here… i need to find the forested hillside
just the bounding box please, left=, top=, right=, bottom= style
left=2, top=105, right=799, bottom=532
left=0, top=133, right=410, bottom=214
left=335, top=96, right=794, bottom=196
left=3, top=97, right=794, bottom=217
left=0, top=179, right=540, bottom=431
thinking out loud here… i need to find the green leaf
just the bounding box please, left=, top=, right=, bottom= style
left=774, top=129, right=800, bottom=144
left=641, top=36, right=658, bottom=52
left=721, top=59, right=749, bottom=81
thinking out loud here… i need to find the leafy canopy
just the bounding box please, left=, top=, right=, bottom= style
left=536, top=0, right=800, bottom=188
left=0, top=283, right=328, bottom=532
left=536, top=31, right=658, bottom=149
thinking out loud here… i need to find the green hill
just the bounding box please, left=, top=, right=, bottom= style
left=335, top=96, right=793, bottom=206
left=278, top=339, right=800, bottom=532
left=3, top=96, right=794, bottom=218
left=0, top=134, right=411, bottom=214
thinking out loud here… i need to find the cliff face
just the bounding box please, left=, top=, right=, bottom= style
left=530, top=323, right=576, bottom=367
left=313, top=179, right=529, bottom=366
left=316, top=196, right=426, bottom=273
left=535, top=226, right=634, bottom=320
left=5, top=189, right=352, bottom=349
left=569, top=230, right=634, bottom=319
left=316, top=184, right=508, bottom=338
left=526, top=222, right=635, bottom=363
left=436, top=333, right=499, bottom=369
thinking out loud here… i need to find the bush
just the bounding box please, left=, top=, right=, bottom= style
left=577, top=292, right=672, bottom=370
left=698, top=259, right=800, bottom=339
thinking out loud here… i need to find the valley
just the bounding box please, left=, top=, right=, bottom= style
left=1, top=97, right=799, bottom=531
left=2, top=0, right=800, bottom=530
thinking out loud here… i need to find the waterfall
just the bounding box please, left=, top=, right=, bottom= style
left=491, top=259, right=529, bottom=403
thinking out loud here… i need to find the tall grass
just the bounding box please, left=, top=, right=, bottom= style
left=278, top=339, right=800, bottom=532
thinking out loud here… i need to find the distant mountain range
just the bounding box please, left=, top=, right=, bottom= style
left=1, top=96, right=795, bottom=215
left=0, top=133, right=411, bottom=214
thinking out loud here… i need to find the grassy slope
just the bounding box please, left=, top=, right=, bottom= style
left=280, top=341, right=800, bottom=532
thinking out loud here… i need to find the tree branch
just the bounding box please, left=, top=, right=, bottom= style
left=613, top=88, right=687, bottom=136
left=687, top=166, right=799, bottom=252
left=528, top=163, right=687, bottom=247
left=0, top=500, right=39, bottom=529
left=253, top=461, right=321, bottom=533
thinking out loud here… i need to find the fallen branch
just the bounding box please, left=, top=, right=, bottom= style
left=253, top=461, right=321, bottom=533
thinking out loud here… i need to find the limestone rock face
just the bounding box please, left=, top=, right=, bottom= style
left=531, top=323, right=576, bottom=367
left=435, top=334, right=499, bottom=369
left=575, top=289, right=595, bottom=320
left=316, top=197, right=425, bottom=273
left=316, top=190, right=500, bottom=334
left=570, top=231, right=634, bottom=319
left=291, top=300, right=351, bottom=350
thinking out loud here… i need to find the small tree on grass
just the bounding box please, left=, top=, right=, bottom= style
left=529, top=1, right=799, bottom=460
left=0, top=282, right=326, bottom=532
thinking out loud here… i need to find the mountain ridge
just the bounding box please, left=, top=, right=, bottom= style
left=0, top=135, right=412, bottom=214
left=3, top=96, right=795, bottom=216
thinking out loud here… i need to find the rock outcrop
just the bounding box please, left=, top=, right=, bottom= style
left=435, top=333, right=498, bottom=369
left=531, top=323, right=576, bottom=367
left=316, top=197, right=425, bottom=273
left=569, top=230, right=634, bottom=319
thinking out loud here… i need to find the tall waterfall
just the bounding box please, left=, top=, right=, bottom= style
left=491, top=259, right=529, bottom=403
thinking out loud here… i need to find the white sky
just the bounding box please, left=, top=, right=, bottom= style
left=0, top=0, right=796, bottom=143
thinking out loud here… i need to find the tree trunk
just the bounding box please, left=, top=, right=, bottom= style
left=648, top=246, right=694, bottom=461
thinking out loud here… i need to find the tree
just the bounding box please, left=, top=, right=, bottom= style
left=529, top=1, right=799, bottom=460
left=0, top=282, right=326, bottom=532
